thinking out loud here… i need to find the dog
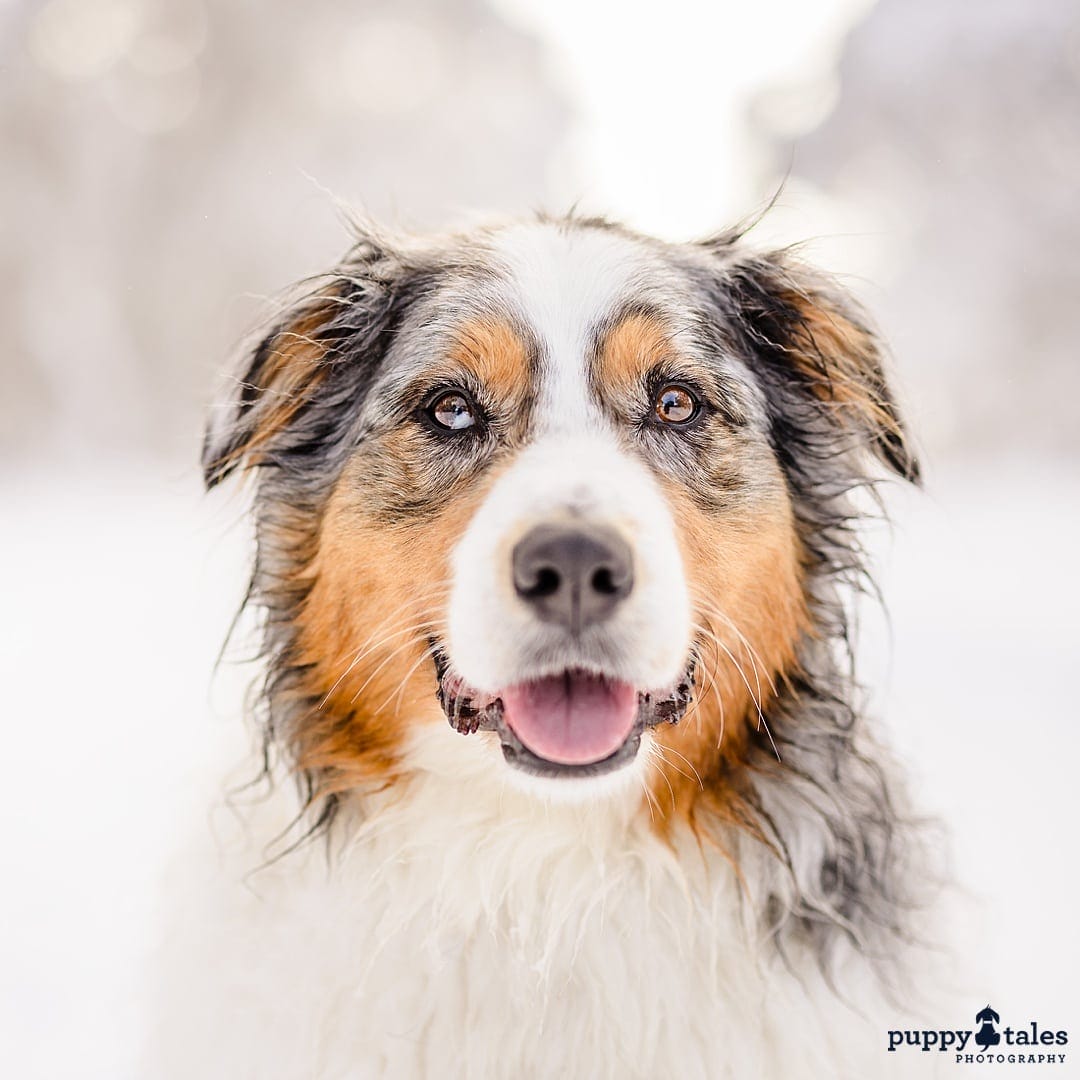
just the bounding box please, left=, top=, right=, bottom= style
left=151, top=213, right=938, bottom=1078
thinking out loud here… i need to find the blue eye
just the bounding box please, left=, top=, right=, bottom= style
left=428, top=391, right=477, bottom=431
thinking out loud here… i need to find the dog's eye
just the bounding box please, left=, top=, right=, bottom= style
left=653, top=385, right=698, bottom=426
left=428, top=390, right=477, bottom=431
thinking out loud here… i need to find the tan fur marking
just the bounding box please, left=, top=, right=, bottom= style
left=257, top=310, right=808, bottom=825
left=448, top=319, right=531, bottom=409
left=648, top=479, right=808, bottom=833
left=782, top=292, right=906, bottom=451
left=211, top=301, right=340, bottom=480
left=284, top=454, right=503, bottom=796
left=595, top=312, right=677, bottom=389
left=264, top=318, right=529, bottom=799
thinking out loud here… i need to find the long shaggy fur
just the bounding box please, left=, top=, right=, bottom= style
left=160, top=212, right=946, bottom=1079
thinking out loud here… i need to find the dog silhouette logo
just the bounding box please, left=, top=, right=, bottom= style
left=975, top=1005, right=1002, bottom=1048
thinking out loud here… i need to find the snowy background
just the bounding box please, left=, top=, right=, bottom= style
left=1, top=0, right=1078, bottom=1074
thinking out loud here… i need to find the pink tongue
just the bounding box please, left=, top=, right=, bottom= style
left=501, top=672, right=638, bottom=766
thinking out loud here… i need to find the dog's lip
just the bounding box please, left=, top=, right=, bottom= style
left=432, top=645, right=695, bottom=777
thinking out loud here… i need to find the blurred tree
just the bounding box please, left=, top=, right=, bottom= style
left=0, top=0, right=569, bottom=462
left=761, top=0, right=1080, bottom=461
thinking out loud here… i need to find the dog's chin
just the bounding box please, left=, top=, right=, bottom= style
left=432, top=648, right=695, bottom=780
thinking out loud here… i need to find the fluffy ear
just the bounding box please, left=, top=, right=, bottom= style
left=202, top=235, right=419, bottom=490
left=721, top=250, right=920, bottom=485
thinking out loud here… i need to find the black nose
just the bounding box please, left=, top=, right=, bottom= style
left=512, top=523, right=634, bottom=634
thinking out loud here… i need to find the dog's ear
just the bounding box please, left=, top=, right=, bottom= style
left=202, top=234, right=420, bottom=490
left=718, top=248, right=920, bottom=484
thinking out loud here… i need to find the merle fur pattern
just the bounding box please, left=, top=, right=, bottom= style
left=203, top=214, right=931, bottom=978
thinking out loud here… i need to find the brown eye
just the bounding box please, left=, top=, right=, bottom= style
left=654, top=385, right=698, bottom=425
left=428, top=390, right=477, bottom=431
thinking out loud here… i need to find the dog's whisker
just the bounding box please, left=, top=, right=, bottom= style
left=320, top=615, right=446, bottom=708
left=651, top=745, right=698, bottom=789
left=654, top=749, right=678, bottom=814
left=324, top=595, right=437, bottom=671
left=685, top=621, right=727, bottom=743
left=654, top=743, right=704, bottom=790
left=321, top=623, right=422, bottom=704
left=691, top=615, right=778, bottom=755
left=348, top=635, right=441, bottom=707
left=693, top=598, right=778, bottom=699
left=638, top=769, right=660, bottom=825
left=372, top=642, right=441, bottom=719
left=712, top=638, right=782, bottom=764
left=318, top=590, right=451, bottom=704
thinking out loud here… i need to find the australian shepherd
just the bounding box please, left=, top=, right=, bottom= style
left=151, top=214, right=940, bottom=1078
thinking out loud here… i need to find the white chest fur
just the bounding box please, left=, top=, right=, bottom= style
left=147, top=726, right=928, bottom=1079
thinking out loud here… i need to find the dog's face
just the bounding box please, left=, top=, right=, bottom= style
left=205, top=217, right=916, bottom=811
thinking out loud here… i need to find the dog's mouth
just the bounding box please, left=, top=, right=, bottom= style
left=432, top=647, right=695, bottom=778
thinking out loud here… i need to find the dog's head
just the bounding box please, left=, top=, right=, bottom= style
left=206, top=215, right=917, bottom=822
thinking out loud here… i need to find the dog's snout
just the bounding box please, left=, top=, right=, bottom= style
left=512, top=524, right=634, bottom=634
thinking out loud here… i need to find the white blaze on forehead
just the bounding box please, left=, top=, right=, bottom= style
left=444, top=223, right=693, bottom=704
left=490, top=223, right=652, bottom=433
